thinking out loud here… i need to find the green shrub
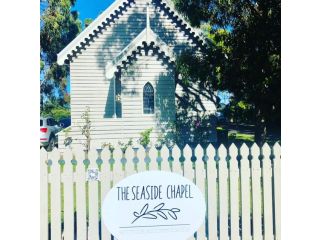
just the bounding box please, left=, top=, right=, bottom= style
left=138, top=128, right=153, bottom=148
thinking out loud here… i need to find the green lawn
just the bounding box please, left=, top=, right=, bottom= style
left=228, top=132, right=255, bottom=142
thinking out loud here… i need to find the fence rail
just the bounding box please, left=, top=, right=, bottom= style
left=40, top=142, right=281, bottom=240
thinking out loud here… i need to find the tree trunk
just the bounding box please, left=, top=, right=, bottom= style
left=254, top=111, right=267, bottom=145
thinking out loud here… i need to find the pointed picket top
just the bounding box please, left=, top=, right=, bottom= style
left=171, top=145, right=182, bottom=174
left=88, top=148, right=99, bottom=167
left=162, top=144, right=170, bottom=161
left=273, top=142, right=281, bottom=158
left=148, top=146, right=158, bottom=170
left=251, top=143, right=260, bottom=158
left=135, top=144, right=144, bottom=161
left=240, top=143, right=250, bottom=168
left=218, top=144, right=228, bottom=161
left=74, top=146, right=86, bottom=166
left=125, top=146, right=134, bottom=162
left=149, top=146, right=157, bottom=158
left=229, top=143, right=238, bottom=159
left=63, top=148, right=74, bottom=162
left=183, top=144, right=192, bottom=160
left=172, top=145, right=180, bottom=161
left=40, top=146, right=48, bottom=155
left=206, top=143, right=215, bottom=161
left=229, top=143, right=238, bottom=171
left=113, top=146, right=122, bottom=159
left=49, top=147, right=61, bottom=164
left=262, top=143, right=271, bottom=160
left=240, top=143, right=249, bottom=158
left=40, top=147, right=48, bottom=163
left=195, top=144, right=203, bottom=161
left=40, top=147, right=49, bottom=174
left=101, top=146, right=112, bottom=163
left=88, top=148, right=98, bottom=159
left=161, top=145, right=171, bottom=171
left=251, top=143, right=261, bottom=169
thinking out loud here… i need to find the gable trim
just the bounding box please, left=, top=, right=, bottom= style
left=57, top=0, right=206, bottom=65
left=57, top=0, right=134, bottom=65
left=105, top=25, right=175, bottom=79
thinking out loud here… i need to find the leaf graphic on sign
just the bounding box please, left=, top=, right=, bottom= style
left=168, top=211, right=177, bottom=220
left=157, top=211, right=168, bottom=220
left=153, top=203, right=165, bottom=210
left=131, top=203, right=181, bottom=224
left=142, top=213, right=157, bottom=220
left=171, top=208, right=181, bottom=213
left=140, top=203, right=149, bottom=215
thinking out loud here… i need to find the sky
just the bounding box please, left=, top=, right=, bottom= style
left=72, top=0, right=114, bottom=26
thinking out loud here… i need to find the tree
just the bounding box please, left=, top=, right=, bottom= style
left=84, top=18, right=93, bottom=28
left=173, top=0, right=281, bottom=143
left=40, top=0, right=81, bottom=113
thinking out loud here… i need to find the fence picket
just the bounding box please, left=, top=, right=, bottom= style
left=136, top=146, right=147, bottom=172
left=75, top=148, right=87, bottom=240
left=62, top=149, right=74, bottom=240
left=161, top=145, right=171, bottom=172
left=240, top=144, right=251, bottom=240
left=207, top=144, right=218, bottom=240
left=88, top=150, right=99, bottom=240
left=100, top=148, right=112, bottom=240
left=112, top=148, right=123, bottom=186
left=40, top=148, right=49, bottom=240
left=172, top=145, right=183, bottom=175
left=125, top=147, right=135, bottom=176
left=195, top=145, right=206, bottom=240
left=273, top=143, right=281, bottom=240
left=183, top=144, right=196, bottom=240
left=251, top=144, right=263, bottom=240
left=218, top=145, right=228, bottom=240
left=49, top=148, right=62, bottom=240
left=229, top=144, right=240, bottom=240
left=183, top=145, right=193, bottom=181
left=261, top=144, right=273, bottom=240
left=149, top=146, right=158, bottom=171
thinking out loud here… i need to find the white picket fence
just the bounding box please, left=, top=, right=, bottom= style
left=40, top=142, right=281, bottom=240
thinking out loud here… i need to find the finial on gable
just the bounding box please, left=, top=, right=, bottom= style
left=146, top=3, right=150, bottom=42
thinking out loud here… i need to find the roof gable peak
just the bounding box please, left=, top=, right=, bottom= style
left=57, top=0, right=206, bottom=65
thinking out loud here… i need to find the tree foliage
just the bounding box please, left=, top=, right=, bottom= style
left=41, top=100, right=71, bottom=121
left=40, top=0, right=81, bottom=112
left=173, top=0, right=281, bottom=142
left=84, top=18, right=93, bottom=28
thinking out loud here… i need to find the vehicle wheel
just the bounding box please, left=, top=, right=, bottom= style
left=46, top=137, right=55, bottom=152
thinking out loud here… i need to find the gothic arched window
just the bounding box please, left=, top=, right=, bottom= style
left=143, top=82, right=154, bottom=114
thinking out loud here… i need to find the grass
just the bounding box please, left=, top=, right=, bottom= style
left=228, top=132, right=255, bottom=142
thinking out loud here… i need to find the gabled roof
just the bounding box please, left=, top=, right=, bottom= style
left=57, top=0, right=206, bottom=65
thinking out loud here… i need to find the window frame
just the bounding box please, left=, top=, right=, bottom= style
left=142, top=82, right=155, bottom=115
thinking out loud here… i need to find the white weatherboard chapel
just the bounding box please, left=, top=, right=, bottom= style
left=57, top=0, right=217, bottom=148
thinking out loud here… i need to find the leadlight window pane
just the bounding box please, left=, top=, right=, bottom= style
left=143, top=83, right=154, bottom=114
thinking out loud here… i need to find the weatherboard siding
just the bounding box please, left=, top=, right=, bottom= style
left=58, top=1, right=212, bottom=148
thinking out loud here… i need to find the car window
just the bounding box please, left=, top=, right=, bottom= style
left=52, top=119, right=57, bottom=126
left=47, top=118, right=53, bottom=126
left=40, top=119, right=43, bottom=126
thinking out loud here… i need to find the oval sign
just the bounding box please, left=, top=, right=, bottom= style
left=102, top=171, right=206, bottom=240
